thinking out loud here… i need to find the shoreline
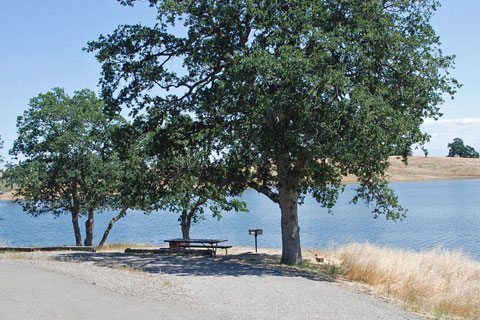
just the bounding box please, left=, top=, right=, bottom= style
left=2, top=156, right=480, bottom=200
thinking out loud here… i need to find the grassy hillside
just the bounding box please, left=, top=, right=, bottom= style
left=343, top=156, right=480, bottom=184
left=1, top=157, right=480, bottom=200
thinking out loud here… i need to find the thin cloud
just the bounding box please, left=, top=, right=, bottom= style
left=414, top=118, right=480, bottom=156
left=423, top=117, right=480, bottom=125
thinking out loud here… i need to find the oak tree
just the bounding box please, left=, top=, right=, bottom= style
left=89, top=0, right=458, bottom=264
left=96, top=127, right=156, bottom=247
left=447, top=138, right=479, bottom=158
left=8, top=88, right=125, bottom=246
left=144, top=115, right=247, bottom=239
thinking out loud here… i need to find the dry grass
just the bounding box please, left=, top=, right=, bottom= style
left=95, top=243, right=159, bottom=252
left=0, top=252, right=54, bottom=261
left=333, top=243, right=480, bottom=319
left=342, top=156, right=480, bottom=184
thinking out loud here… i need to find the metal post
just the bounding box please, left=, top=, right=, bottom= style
left=249, top=229, right=263, bottom=253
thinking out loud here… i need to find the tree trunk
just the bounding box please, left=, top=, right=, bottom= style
left=181, top=208, right=191, bottom=239
left=71, top=209, right=82, bottom=246
left=84, top=209, right=94, bottom=246
left=98, top=208, right=128, bottom=247
left=278, top=186, right=302, bottom=265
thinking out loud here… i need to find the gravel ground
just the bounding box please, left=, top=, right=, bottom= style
left=0, top=251, right=423, bottom=320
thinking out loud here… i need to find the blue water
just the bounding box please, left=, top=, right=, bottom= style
left=1, top=179, right=479, bottom=259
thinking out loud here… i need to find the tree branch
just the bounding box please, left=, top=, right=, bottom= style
left=248, top=181, right=279, bottom=204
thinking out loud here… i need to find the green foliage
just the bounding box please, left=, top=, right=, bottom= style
left=0, top=135, right=3, bottom=165
left=88, top=0, right=458, bottom=263
left=6, top=88, right=126, bottom=245
left=447, top=138, right=479, bottom=158
left=142, top=115, right=248, bottom=238
left=391, top=145, right=413, bottom=158
left=107, top=123, right=157, bottom=213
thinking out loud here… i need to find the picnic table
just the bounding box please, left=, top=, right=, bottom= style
left=164, top=238, right=231, bottom=257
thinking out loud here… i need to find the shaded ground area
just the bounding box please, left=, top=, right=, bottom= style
left=55, top=251, right=332, bottom=281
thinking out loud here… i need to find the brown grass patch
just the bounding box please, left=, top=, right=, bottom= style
left=333, top=243, right=480, bottom=319
left=342, top=156, right=480, bottom=184
left=95, top=243, right=159, bottom=252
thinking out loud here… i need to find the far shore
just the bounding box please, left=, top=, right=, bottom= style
left=343, top=156, right=480, bottom=184
left=0, top=190, right=16, bottom=201
left=2, top=156, right=480, bottom=201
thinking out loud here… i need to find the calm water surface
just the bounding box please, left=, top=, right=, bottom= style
left=1, top=179, right=479, bottom=259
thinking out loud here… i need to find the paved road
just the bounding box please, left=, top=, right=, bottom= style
left=0, top=262, right=219, bottom=320
left=0, top=256, right=423, bottom=320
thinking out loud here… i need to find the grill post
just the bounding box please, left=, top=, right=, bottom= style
left=248, top=229, right=263, bottom=253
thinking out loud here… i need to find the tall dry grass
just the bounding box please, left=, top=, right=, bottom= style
left=332, top=243, right=480, bottom=319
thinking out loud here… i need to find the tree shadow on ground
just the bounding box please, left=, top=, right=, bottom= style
left=54, top=251, right=336, bottom=282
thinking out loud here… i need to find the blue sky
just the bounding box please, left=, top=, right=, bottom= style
left=0, top=0, right=479, bottom=163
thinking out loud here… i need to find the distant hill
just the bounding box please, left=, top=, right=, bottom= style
left=0, top=190, right=15, bottom=200
left=1, top=157, right=480, bottom=200
left=343, top=156, right=480, bottom=184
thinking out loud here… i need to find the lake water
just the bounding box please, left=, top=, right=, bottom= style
left=1, top=179, right=479, bottom=259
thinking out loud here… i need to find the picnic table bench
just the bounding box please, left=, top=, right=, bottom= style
left=164, top=238, right=232, bottom=257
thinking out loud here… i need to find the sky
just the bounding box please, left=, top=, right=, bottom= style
left=0, top=0, right=479, bottom=164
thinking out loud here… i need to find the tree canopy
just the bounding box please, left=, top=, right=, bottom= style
left=0, top=135, right=3, bottom=166
left=447, top=138, right=479, bottom=158
left=143, top=115, right=248, bottom=239
left=7, top=88, right=126, bottom=246
left=88, top=0, right=458, bottom=264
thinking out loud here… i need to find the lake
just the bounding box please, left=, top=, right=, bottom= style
left=1, top=179, right=479, bottom=259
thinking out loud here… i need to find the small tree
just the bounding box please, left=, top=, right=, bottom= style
left=97, top=124, right=156, bottom=247
left=447, top=138, right=479, bottom=158
left=145, top=116, right=247, bottom=239
left=96, top=116, right=247, bottom=243
left=7, top=88, right=125, bottom=246
left=154, top=161, right=248, bottom=239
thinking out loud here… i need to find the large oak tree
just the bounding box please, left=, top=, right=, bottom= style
left=88, top=0, right=458, bottom=264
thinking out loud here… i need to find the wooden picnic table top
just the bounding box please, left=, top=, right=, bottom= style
left=164, top=238, right=228, bottom=244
